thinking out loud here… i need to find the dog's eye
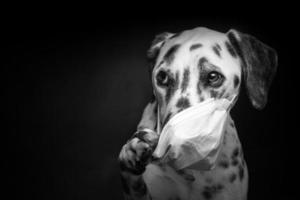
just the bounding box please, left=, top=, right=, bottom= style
left=207, top=71, right=224, bottom=87
left=156, top=70, right=170, bottom=87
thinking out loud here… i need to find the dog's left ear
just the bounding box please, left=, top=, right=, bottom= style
left=147, top=32, right=174, bottom=72
left=226, top=29, right=278, bottom=109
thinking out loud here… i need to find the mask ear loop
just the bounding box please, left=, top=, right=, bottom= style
left=153, top=89, right=161, bottom=135
left=156, top=105, right=161, bottom=134
left=226, top=94, right=238, bottom=111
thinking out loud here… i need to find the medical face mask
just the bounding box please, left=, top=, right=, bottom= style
left=152, top=96, right=236, bottom=170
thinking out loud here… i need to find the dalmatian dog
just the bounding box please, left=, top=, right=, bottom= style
left=118, top=27, right=278, bottom=200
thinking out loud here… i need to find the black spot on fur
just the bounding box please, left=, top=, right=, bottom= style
left=198, top=57, right=208, bottom=69
left=232, top=159, right=239, bottom=166
left=176, top=97, right=191, bottom=110
left=202, top=189, right=213, bottom=199
left=165, top=71, right=180, bottom=103
left=199, top=96, right=204, bottom=102
left=232, top=147, right=239, bottom=158
left=210, top=90, right=218, bottom=98
left=212, top=44, right=222, bottom=57
left=164, top=44, right=181, bottom=65
left=181, top=68, right=190, bottom=92
left=202, top=184, right=224, bottom=199
left=229, top=173, right=237, bottom=183
left=234, top=75, right=240, bottom=88
left=197, top=83, right=202, bottom=97
left=218, top=160, right=229, bottom=168
left=231, top=147, right=240, bottom=166
left=190, top=43, right=203, bottom=51
left=238, top=164, right=244, bottom=181
left=225, top=41, right=237, bottom=58
left=197, top=57, right=208, bottom=93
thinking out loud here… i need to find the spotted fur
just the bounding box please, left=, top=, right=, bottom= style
left=181, top=68, right=190, bottom=92
left=190, top=43, right=203, bottom=51
left=164, top=44, right=181, bottom=65
left=212, top=44, right=222, bottom=57
left=176, top=97, right=191, bottom=110
left=225, top=41, right=237, bottom=58
left=119, top=27, right=278, bottom=200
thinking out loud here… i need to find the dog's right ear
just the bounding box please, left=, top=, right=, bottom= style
left=226, top=29, right=278, bottom=110
left=147, top=32, right=174, bottom=72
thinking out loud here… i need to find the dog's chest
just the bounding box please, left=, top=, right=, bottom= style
left=143, top=116, right=248, bottom=200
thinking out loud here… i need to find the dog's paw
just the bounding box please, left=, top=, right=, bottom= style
left=118, top=129, right=158, bottom=175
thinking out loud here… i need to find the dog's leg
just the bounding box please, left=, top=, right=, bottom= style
left=118, top=100, right=158, bottom=200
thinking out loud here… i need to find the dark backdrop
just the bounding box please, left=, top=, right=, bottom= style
left=3, top=12, right=297, bottom=200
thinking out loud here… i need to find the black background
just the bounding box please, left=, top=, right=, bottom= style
left=3, top=7, right=297, bottom=200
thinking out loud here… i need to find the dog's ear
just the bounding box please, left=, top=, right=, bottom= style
left=226, top=29, right=278, bottom=109
left=147, top=32, right=174, bottom=72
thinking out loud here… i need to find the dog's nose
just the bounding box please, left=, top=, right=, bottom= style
left=176, top=97, right=191, bottom=110
left=162, top=97, right=192, bottom=128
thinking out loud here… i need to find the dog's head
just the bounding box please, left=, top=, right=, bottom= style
left=147, top=27, right=278, bottom=127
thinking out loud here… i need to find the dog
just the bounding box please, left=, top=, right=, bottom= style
left=118, top=27, right=278, bottom=200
